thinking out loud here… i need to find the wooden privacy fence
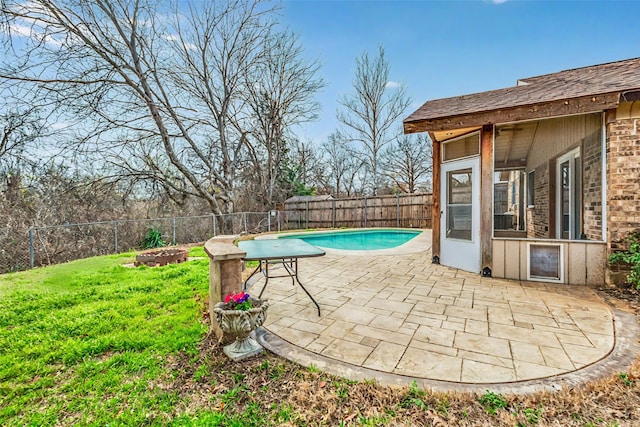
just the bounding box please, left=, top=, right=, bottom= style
left=282, top=193, right=433, bottom=230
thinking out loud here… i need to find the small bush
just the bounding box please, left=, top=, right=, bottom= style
left=608, top=230, right=640, bottom=288
left=141, top=227, right=166, bottom=249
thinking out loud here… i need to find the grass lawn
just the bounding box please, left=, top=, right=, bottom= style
left=1, top=247, right=639, bottom=426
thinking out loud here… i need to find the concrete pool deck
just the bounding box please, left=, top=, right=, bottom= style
left=249, top=230, right=640, bottom=393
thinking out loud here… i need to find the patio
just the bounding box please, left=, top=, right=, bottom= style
left=251, top=231, right=640, bottom=393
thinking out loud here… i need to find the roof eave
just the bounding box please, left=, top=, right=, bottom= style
left=404, top=92, right=622, bottom=135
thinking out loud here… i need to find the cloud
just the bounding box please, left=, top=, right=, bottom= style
left=490, top=0, right=508, bottom=3
left=385, top=81, right=401, bottom=88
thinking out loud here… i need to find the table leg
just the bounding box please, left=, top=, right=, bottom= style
left=282, top=258, right=321, bottom=316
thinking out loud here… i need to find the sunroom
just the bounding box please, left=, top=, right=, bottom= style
left=404, top=58, right=640, bottom=285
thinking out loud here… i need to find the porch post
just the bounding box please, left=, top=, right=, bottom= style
left=480, top=124, right=494, bottom=275
left=430, top=134, right=441, bottom=263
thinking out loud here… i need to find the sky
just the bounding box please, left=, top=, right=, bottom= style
left=278, top=0, right=640, bottom=145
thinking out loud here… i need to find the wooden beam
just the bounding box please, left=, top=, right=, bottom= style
left=480, top=125, right=494, bottom=273
left=430, top=134, right=441, bottom=262
left=404, top=93, right=621, bottom=134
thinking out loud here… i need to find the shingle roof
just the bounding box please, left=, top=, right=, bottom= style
left=404, top=57, right=640, bottom=125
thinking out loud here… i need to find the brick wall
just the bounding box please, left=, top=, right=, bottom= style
left=582, top=128, right=603, bottom=240
left=607, top=117, right=640, bottom=252
left=527, top=162, right=550, bottom=238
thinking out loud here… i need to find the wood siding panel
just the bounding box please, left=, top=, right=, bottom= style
left=568, top=242, right=586, bottom=285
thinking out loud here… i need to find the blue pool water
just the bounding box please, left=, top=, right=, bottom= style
left=279, top=229, right=421, bottom=251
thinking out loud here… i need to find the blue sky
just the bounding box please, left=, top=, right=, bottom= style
left=279, top=0, right=640, bottom=144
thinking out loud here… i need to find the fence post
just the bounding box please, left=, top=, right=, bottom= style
left=114, top=221, right=119, bottom=253
left=172, top=217, right=177, bottom=245
left=397, top=194, right=400, bottom=228
left=243, top=212, right=247, bottom=234
left=332, top=199, right=336, bottom=228
left=277, top=211, right=281, bottom=232
left=364, top=196, right=368, bottom=228
left=306, top=201, right=309, bottom=229
left=29, top=227, right=35, bottom=269
left=267, top=211, right=271, bottom=232
left=212, top=214, right=217, bottom=237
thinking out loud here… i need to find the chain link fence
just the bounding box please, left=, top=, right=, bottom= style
left=1, top=212, right=280, bottom=274
left=2, top=205, right=431, bottom=274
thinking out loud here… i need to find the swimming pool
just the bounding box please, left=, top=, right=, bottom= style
left=279, top=229, right=422, bottom=251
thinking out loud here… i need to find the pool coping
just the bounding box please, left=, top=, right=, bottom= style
left=255, top=228, right=432, bottom=256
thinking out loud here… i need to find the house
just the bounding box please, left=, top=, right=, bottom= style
left=404, top=57, right=640, bottom=285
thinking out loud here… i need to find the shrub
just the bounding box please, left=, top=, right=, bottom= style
left=141, top=227, right=166, bottom=249
left=608, top=230, right=640, bottom=288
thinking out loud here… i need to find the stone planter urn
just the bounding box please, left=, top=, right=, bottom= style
left=213, top=299, right=269, bottom=361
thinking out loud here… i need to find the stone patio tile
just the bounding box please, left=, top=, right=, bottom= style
left=539, top=345, right=575, bottom=370
left=395, top=349, right=461, bottom=381
left=290, top=319, right=329, bottom=335
left=322, top=339, right=374, bottom=365
left=353, top=324, right=412, bottom=346
left=490, top=323, right=562, bottom=348
left=307, top=341, right=328, bottom=353
left=413, top=301, right=447, bottom=315
left=372, top=308, right=393, bottom=316
left=475, top=298, right=511, bottom=310
left=268, top=315, right=298, bottom=328
left=412, top=324, right=455, bottom=347
left=513, top=313, right=558, bottom=328
left=271, top=326, right=318, bottom=348
left=388, top=291, right=411, bottom=302
left=365, top=298, right=414, bottom=314
left=563, top=343, right=609, bottom=367
left=572, top=318, right=614, bottom=335
left=441, top=319, right=466, bottom=332
left=585, top=333, right=614, bottom=350
left=454, top=332, right=511, bottom=359
left=323, top=320, right=356, bottom=339
left=347, top=289, right=380, bottom=305
left=453, top=298, right=474, bottom=308
left=444, top=305, right=488, bottom=322
left=402, top=321, right=419, bottom=330
left=465, top=319, right=489, bottom=336
left=510, top=341, right=545, bottom=365
left=330, top=306, right=377, bottom=324
left=343, top=332, right=366, bottom=344
left=534, top=323, right=584, bottom=336
left=406, top=313, right=445, bottom=327
left=514, top=361, right=566, bottom=381
left=457, top=349, right=513, bottom=369
left=409, top=340, right=458, bottom=357
left=487, top=307, right=514, bottom=325
left=363, top=342, right=406, bottom=372
left=361, top=337, right=380, bottom=347
left=461, top=359, right=516, bottom=383
left=555, top=332, right=594, bottom=347
left=369, top=315, right=405, bottom=332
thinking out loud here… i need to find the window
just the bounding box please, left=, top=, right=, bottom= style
left=527, top=170, right=535, bottom=207
left=493, top=169, right=525, bottom=232
left=442, top=133, right=480, bottom=162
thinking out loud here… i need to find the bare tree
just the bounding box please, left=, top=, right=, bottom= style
left=336, top=46, right=411, bottom=196
left=381, top=133, right=432, bottom=193
left=318, top=131, right=364, bottom=197
left=0, top=0, right=323, bottom=215
left=246, top=32, right=325, bottom=207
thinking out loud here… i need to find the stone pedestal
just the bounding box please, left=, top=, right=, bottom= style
left=203, top=236, right=245, bottom=341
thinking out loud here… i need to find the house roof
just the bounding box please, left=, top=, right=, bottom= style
left=404, top=57, right=640, bottom=135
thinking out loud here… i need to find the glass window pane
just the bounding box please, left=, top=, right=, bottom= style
left=447, top=169, right=472, bottom=240
left=443, top=134, right=480, bottom=162
left=494, top=169, right=526, bottom=232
